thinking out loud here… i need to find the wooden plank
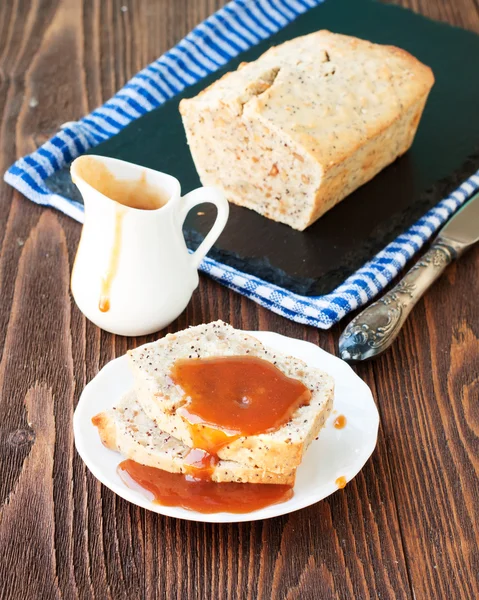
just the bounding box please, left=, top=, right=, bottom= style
left=377, top=4, right=479, bottom=600
left=370, top=246, right=479, bottom=599
left=0, top=0, right=477, bottom=599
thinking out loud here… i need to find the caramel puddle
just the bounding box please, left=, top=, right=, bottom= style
left=118, top=459, right=294, bottom=514
left=334, top=415, right=347, bottom=429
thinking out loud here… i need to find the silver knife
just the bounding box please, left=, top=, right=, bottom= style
left=339, top=190, right=479, bottom=362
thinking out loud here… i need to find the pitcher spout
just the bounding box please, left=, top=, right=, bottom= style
left=71, top=155, right=178, bottom=213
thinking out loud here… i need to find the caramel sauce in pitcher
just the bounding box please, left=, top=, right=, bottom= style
left=76, top=156, right=169, bottom=210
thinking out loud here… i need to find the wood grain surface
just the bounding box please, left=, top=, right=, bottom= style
left=0, top=1, right=478, bottom=599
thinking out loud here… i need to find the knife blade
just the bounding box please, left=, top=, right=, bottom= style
left=437, top=190, right=479, bottom=247
left=339, top=190, right=479, bottom=362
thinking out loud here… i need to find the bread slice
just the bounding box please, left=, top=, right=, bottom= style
left=180, top=30, right=434, bottom=230
left=93, top=391, right=295, bottom=485
left=128, top=321, right=334, bottom=473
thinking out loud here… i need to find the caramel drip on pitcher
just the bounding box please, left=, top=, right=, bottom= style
left=99, top=206, right=125, bottom=313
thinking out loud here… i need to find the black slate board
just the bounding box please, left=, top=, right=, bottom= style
left=46, top=0, right=479, bottom=296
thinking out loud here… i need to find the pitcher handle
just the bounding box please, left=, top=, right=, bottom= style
left=180, top=187, right=229, bottom=269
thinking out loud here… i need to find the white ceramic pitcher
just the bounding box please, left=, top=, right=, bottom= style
left=70, top=155, right=229, bottom=336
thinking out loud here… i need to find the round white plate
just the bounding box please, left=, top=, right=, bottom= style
left=74, top=331, right=379, bottom=523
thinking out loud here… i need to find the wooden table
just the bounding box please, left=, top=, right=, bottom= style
left=0, top=1, right=477, bottom=598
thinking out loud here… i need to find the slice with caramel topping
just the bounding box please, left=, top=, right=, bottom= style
left=128, top=321, right=334, bottom=474
left=92, top=390, right=295, bottom=485
left=172, top=355, right=312, bottom=455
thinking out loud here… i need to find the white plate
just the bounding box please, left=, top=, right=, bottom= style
left=74, top=331, right=379, bottom=523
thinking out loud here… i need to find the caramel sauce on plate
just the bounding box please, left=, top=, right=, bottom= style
left=171, top=355, right=312, bottom=454
left=114, top=356, right=309, bottom=513
left=118, top=459, right=293, bottom=514
left=334, top=415, right=347, bottom=429
left=183, top=448, right=219, bottom=481
left=335, top=476, right=347, bottom=489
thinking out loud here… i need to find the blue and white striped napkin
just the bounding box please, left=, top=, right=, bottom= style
left=4, top=0, right=479, bottom=329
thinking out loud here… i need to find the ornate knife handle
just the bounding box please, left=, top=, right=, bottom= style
left=339, top=238, right=463, bottom=362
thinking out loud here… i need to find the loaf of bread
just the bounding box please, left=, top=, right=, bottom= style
left=128, top=321, right=334, bottom=473
left=180, top=31, right=434, bottom=230
left=93, top=391, right=295, bottom=485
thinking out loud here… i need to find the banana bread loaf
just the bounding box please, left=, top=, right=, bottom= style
left=180, top=31, right=434, bottom=230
